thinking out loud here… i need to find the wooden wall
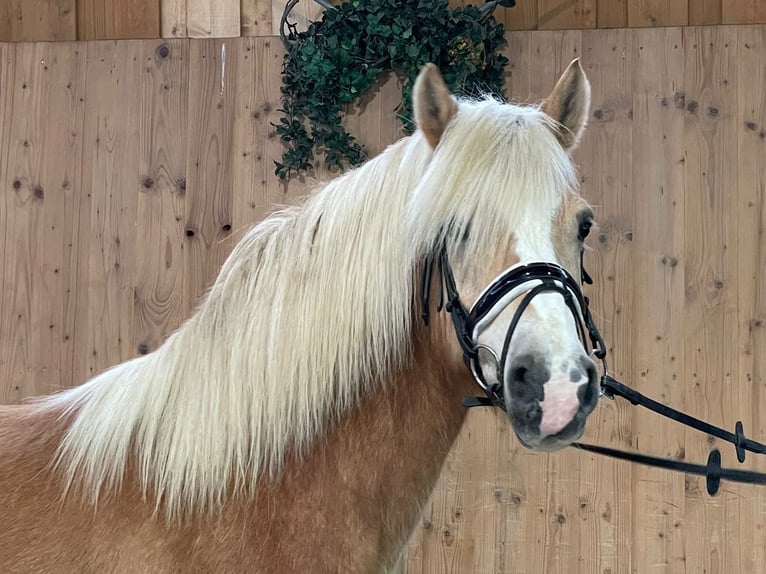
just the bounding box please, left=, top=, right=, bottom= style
left=1, top=25, right=766, bottom=573
left=2, top=0, right=766, bottom=42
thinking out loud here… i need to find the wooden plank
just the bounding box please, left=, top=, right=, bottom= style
left=734, top=25, right=766, bottom=574
left=80, top=40, right=143, bottom=375
left=629, top=26, right=686, bottom=574
left=77, top=0, right=160, bottom=40
left=577, top=27, right=637, bottom=574
left=0, top=0, right=76, bottom=42
left=682, top=25, right=740, bottom=574
left=597, top=0, right=628, bottom=28
left=32, top=43, right=89, bottom=396
left=723, top=0, right=766, bottom=24
left=161, top=0, right=187, bottom=37
left=229, top=37, right=293, bottom=236
left=690, top=0, right=723, bottom=25
left=628, top=0, right=688, bottom=27
left=0, top=42, right=87, bottom=401
left=502, top=0, right=538, bottom=31
left=183, top=39, right=236, bottom=314
left=187, top=0, right=240, bottom=38
left=537, top=0, right=596, bottom=30
left=132, top=39, right=188, bottom=356
left=0, top=44, right=27, bottom=403
left=241, top=0, right=272, bottom=36
left=504, top=31, right=532, bottom=103
left=0, top=42, right=16, bottom=402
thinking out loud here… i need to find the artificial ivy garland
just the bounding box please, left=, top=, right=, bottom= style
left=274, top=0, right=513, bottom=180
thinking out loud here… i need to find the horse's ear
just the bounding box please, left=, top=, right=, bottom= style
left=541, top=58, right=591, bottom=151
left=413, top=63, right=458, bottom=149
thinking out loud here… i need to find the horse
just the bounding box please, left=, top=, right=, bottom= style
left=0, top=59, right=597, bottom=572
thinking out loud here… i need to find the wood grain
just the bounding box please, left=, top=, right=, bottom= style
left=80, top=41, right=143, bottom=375
left=628, top=0, right=689, bottom=26
left=0, top=0, right=76, bottom=42
left=537, top=0, right=596, bottom=30
left=690, top=0, right=723, bottom=25
left=186, top=0, right=240, bottom=38
left=77, top=0, right=160, bottom=40
left=682, top=25, right=740, bottom=573
left=241, top=0, right=272, bottom=36
left=630, top=27, right=687, bottom=574
left=161, top=0, right=186, bottom=37
left=133, top=39, right=188, bottom=357
left=723, top=0, right=766, bottom=24
left=183, top=39, right=236, bottom=314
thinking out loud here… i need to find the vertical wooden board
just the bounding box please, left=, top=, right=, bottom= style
left=0, top=44, right=47, bottom=401
left=183, top=39, right=236, bottom=315
left=229, top=37, right=289, bottom=235
left=77, top=0, right=161, bottom=40
left=0, top=0, right=76, bottom=42
left=161, top=0, right=187, bottom=37
left=502, top=0, right=538, bottom=31
left=723, top=0, right=766, bottom=24
left=503, top=31, right=531, bottom=103
left=32, top=43, right=88, bottom=396
left=0, top=43, right=16, bottom=402
left=187, top=0, right=240, bottom=38
left=628, top=0, right=688, bottom=27
left=682, top=25, right=740, bottom=574
left=0, top=42, right=37, bottom=403
left=537, top=0, right=595, bottom=30
left=690, top=0, right=723, bottom=25
left=377, top=71, right=405, bottom=153
left=577, top=28, right=636, bottom=574
left=629, top=26, right=687, bottom=574
left=81, top=41, right=143, bottom=376
left=241, top=0, right=272, bottom=36
left=132, top=39, right=188, bottom=357
left=597, top=0, right=628, bottom=28
left=0, top=42, right=86, bottom=401
left=734, top=25, right=766, bottom=574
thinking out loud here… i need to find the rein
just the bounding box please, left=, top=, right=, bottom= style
left=422, top=245, right=766, bottom=496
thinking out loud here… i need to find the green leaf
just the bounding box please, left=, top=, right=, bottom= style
left=276, top=0, right=509, bottom=180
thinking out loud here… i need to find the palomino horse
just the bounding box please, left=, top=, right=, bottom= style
left=1, top=60, right=597, bottom=572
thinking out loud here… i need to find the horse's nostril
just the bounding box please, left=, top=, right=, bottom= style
left=577, top=361, right=599, bottom=408
left=512, top=366, right=528, bottom=384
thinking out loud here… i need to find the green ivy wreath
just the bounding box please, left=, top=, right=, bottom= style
left=274, top=0, right=513, bottom=180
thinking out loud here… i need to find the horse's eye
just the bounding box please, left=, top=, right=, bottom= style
left=578, top=221, right=592, bottom=241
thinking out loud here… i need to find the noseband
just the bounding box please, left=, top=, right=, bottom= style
left=421, top=244, right=766, bottom=496
left=421, top=245, right=607, bottom=412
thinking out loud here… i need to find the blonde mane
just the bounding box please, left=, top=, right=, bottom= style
left=39, top=96, right=578, bottom=521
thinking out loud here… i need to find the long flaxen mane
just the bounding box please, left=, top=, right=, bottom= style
left=38, top=93, right=578, bottom=522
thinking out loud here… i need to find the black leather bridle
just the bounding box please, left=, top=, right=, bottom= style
left=421, top=244, right=766, bottom=496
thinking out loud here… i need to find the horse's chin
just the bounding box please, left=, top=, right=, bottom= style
left=512, top=426, right=584, bottom=452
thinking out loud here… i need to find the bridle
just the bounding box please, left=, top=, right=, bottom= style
left=421, top=245, right=606, bottom=411
left=421, top=244, right=766, bottom=496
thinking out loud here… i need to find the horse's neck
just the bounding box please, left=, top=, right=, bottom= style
left=254, top=327, right=475, bottom=570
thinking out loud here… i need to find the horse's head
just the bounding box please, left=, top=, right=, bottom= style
left=412, top=60, right=598, bottom=451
